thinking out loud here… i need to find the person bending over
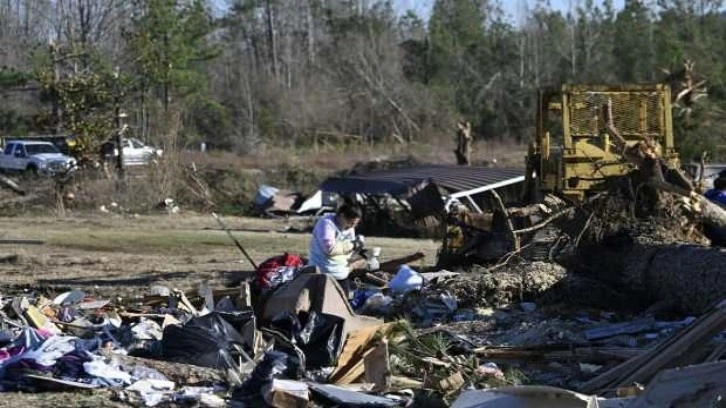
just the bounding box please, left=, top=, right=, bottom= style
left=308, top=199, right=368, bottom=295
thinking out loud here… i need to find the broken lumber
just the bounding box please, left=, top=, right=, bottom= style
left=474, top=346, right=644, bottom=363
left=628, top=361, right=726, bottom=408
left=585, top=318, right=656, bottom=341
left=379, top=252, right=426, bottom=273
left=579, top=299, right=726, bottom=395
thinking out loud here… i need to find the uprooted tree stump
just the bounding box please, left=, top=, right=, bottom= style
left=566, top=177, right=726, bottom=315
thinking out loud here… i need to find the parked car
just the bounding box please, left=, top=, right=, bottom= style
left=0, top=140, right=77, bottom=176
left=101, top=138, right=163, bottom=166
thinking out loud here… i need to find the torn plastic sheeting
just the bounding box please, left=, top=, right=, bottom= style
left=83, top=357, right=133, bottom=385
left=233, top=350, right=289, bottom=402
left=450, top=386, right=600, bottom=408
left=269, top=311, right=345, bottom=369
left=131, top=319, right=163, bottom=341
left=161, top=312, right=247, bottom=370
left=310, top=383, right=400, bottom=407
left=215, top=309, right=255, bottom=333
left=53, top=290, right=86, bottom=306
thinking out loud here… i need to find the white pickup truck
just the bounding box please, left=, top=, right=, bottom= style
left=0, top=140, right=77, bottom=176
left=101, top=137, right=163, bottom=166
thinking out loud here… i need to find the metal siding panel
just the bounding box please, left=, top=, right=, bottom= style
left=321, top=165, right=524, bottom=195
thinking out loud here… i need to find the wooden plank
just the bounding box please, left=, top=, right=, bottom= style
left=615, top=302, right=726, bottom=389
left=706, top=342, right=726, bottom=362
left=364, top=340, right=390, bottom=392
left=330, top=323, right=393, bottom=383
left=389, top=375, right=423, bottom=391
left=428, top=371, right=465, bottom=395
left=379, top=252, right=426, bottom=273
left=333, top=349, right=369, bottom=385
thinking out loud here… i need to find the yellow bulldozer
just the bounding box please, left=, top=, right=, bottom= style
left=524, top=83, right=679, bottom=202
left=440, top=83, right=686, bottom=266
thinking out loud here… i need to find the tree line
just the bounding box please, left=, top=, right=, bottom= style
left=0, top=0, right=725, bottom=161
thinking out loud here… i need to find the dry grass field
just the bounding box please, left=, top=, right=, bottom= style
left=0, top=213, right=440, bottom=300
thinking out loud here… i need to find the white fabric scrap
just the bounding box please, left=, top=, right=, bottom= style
left=127, top=379, right=176, bottom=407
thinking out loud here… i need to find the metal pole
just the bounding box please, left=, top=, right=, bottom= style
left=212, top=212, right=259, bottom=270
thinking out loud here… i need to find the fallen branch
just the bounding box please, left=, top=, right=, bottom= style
left=491, top=190, right=520, bottom=251
left=512, top=207, right=573, bottom=235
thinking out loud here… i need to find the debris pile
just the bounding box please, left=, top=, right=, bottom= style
left=1, top=245, right=726, bottom=407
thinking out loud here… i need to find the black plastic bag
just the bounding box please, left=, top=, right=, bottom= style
left=161, top=312, right=246, bottom=370
left=232, top=350, right=288, bottom=402
left=298, top=311, right=345, bottom=368
left=269, top=311, right=344, bottom=369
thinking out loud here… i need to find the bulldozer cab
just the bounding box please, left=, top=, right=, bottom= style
left=526, top=84, right=678, bottom=201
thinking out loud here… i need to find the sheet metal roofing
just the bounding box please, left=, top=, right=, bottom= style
left=320, top=165, right=524, bottom=196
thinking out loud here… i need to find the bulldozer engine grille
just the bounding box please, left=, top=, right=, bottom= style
left=569, top=91, right=662, bottom=139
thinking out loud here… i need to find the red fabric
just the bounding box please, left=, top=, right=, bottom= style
left=255, top=253, right=306, bottom=290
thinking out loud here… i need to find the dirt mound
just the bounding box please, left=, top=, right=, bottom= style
left=439, top=262, right=567, bottom=308
left=580, top=177, right=708, bottom=247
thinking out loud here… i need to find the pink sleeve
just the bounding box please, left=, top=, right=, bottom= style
left=314, top=218, right=338, bottom=254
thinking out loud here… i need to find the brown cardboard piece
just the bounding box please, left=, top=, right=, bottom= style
left=261, top=273, right=386, bottom=380
left=263, top=379, right=310, bottom=408
left=364, top=340, right=391, bottom=392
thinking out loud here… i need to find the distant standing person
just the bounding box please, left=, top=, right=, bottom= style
left=99, top=140, right=116, bottom=179
left=308, top=199, right=367, bottom=295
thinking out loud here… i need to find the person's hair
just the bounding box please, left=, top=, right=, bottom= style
left=336, top=197, right=363, bottom=219
left=715, top=176, right=726, bottom=190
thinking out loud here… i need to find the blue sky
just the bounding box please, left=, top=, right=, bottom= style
left=394, top=0, right=627, bottom=21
